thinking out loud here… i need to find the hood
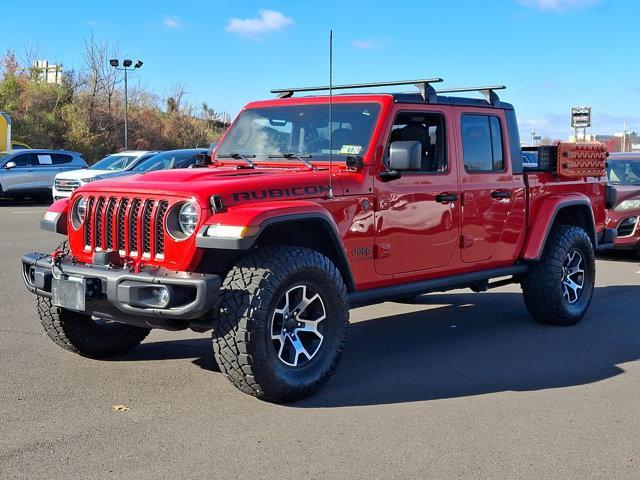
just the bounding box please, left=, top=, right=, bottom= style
left=55, top=168, right=113, bottom=181
left=75, top=165, right=342, bottom=207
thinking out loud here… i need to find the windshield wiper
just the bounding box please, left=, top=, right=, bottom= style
left=268, top=153, right=317, bottom=170
left=217, top=153, right=256, bottom=168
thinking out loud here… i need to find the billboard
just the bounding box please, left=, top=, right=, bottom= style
left=571, top=106, right=591, bottom=129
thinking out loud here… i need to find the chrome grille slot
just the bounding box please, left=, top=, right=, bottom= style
left=84, top=197, right=94, bottom=248
left=105, top=197, right=117, bottom=250
left=156, top=201, right=169, bottom=257
left=129, top=199, right=142, bottom=254
left=94, top=197, right=106, bottom=251
left=141, top=200, right=154, bottom=257
left=117, top=198, right=129, bottom=252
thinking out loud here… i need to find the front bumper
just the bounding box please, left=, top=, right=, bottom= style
left=22, top=253, right=220, bottom=329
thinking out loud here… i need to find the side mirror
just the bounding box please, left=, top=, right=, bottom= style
left=389, top=141, right=422, bottom=171
left=4, top=161, right=17, bottom=170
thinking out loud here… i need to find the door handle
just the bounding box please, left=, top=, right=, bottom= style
left=491, top=190, right=512, bottom=199
left=435, top=193, right=459, bottom=203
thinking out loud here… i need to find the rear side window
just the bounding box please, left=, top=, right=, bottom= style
left=37, top=154, right=53, bottom=165
left=52, top=154, right=73, bottom=164
left=461, top=114, right=504, bottom=172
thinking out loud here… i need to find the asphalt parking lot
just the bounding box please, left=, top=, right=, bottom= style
left=1, top=201, right=640, bottom=480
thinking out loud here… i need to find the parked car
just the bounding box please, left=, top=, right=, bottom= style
left=86, top=149, right=205, bottom=184
left=0, top=149, right=86, bottom=200
left=605, top=152, right=640, bottom=255
left=52, top=150, right=158, bottom=200
left=522, top=149, right=538, bottom=169
left=11, top=141, right=31, bottom=150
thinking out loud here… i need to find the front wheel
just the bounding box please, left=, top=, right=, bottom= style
left=37, top=296, right=151, bottom=358
left=521, top=225, right=595, bottom=326
left=212, top=246, right=349, bottom=403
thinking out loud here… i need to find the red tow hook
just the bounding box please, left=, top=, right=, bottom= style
left=122, top=256, right=143, bottom=274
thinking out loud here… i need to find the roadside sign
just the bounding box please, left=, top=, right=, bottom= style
left=571, top=106, right=591, bottom=128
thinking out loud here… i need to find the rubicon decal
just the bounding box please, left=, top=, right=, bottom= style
left=232, top=185, right=330, bottom=201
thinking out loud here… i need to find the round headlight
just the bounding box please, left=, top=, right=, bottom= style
left=178, top=202, right=198, bottom=236
left=71, top=197, right=87, bottom=229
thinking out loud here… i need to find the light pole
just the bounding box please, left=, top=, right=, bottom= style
left=109, top=59, right=143, bottom=150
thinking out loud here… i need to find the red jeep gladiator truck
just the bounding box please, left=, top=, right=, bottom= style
left=22, top=79, right=614, bottom=402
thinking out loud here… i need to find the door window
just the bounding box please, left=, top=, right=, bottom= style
left=387, top=112, right=447, bottom=172
left=11, top=153, right=36, bottom=167
left=461, top=115, right=504, bottom=172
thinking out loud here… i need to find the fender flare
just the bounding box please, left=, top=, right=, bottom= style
left=521, top=196, right=596, bottom=261
left=196, top=203, right=355, bottom=289
left=40, top=198, right=70, bottom=235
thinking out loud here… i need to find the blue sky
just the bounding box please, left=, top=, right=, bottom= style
left=1, top=0, right=638, bottom=139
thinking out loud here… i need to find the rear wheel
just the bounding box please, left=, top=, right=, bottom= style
left=212, top=246, right=349, bottom=403
left=37, top=296, right=150, bottom=358
left=522, top=225, right=595, bottom=326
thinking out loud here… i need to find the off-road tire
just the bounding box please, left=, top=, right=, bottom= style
left=37, top=296, right=150, bottom=358
left=213, top=246, right=349, bottom=403
left=522, top=225, right=595, bottom=326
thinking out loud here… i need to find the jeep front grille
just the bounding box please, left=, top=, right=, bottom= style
left=83, top=195, right=170, bottom=259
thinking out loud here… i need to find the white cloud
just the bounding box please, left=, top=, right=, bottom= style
left=164, top=16, right=184, bottom=29
left=225, top=10, right=293, bottom=39
left=352, top=40, right=374, bottom=49
left=517, top=0, right=599, bottom=12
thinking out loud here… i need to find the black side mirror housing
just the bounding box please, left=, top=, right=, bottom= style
left=194, top=153, right=211, bottom=168
left=389, top=141, right=422, bottom=171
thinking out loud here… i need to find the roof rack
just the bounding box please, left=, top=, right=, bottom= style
left=436, top=85, right=506, bottom=106
left=271, top=78, right=443, bottom=102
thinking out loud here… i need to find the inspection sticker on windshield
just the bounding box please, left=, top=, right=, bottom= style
left=340, top=145, right=362, bottom=155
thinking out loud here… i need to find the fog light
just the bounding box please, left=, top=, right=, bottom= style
left=629, top=217, right=638, bottom=224
left=153, top=287, right=171, bottom=308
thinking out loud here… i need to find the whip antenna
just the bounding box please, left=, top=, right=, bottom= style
left=328, top=30, right=334, bottom=199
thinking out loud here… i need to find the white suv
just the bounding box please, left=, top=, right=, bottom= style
left=52, top=150, right=157, bottom=200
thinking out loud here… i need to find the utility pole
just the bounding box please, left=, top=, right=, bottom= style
left=108, top=59, right=143, bottom=150
left=531, top=128, right=536, bottom=147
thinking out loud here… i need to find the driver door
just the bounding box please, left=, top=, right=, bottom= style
left=374, top=106, right=460, bottom=276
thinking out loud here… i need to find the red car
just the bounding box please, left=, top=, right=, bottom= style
left=22, top=79, right=612, bottom=402
left=606, top=152, right=640, bottom=256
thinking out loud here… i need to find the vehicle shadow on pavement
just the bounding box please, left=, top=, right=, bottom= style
left=596, top=250, right=639, bottom=264
left=0, top=199, right=52, bottom=207
left=114, top=338, right=220, bottom=372
left=293, top=285, right=640, bottom=408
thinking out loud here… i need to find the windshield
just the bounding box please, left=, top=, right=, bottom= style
left=0, top=152, right=12, bottom=161
left=131, top=152, right=196, bottom=172
left=91, top=154, right=139, bottom=171
left=216, top=103, right=381, bottom=161
left=607, top=160, right=640, bottom=185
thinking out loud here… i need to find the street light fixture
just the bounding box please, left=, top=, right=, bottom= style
left=109, top=58, right=143, bottom=150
